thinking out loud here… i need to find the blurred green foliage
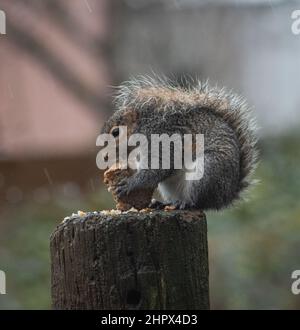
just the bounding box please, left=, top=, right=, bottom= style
left=0, top=133, right=300, bottom=309
left=209, top=132, right=300, bottom=309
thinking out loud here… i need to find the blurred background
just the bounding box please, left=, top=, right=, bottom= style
left=0, top=0, right=300, bottom=309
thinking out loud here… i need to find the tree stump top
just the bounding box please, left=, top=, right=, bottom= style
left=52, top=209, right=206, bottom=234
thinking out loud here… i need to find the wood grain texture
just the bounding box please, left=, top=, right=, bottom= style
left=50, top=210, right=209, bottom=310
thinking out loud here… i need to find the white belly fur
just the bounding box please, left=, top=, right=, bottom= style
left=157, top=169, right=192, bottom=204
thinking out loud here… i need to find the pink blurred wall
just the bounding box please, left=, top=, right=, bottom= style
left=0, top=0, right=111, bottom=160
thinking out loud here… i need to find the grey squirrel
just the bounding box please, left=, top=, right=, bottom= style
left=101, top=76, right=258, bottom=210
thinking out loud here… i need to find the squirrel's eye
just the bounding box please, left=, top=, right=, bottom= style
left=111, top=127, right=120, bottom=138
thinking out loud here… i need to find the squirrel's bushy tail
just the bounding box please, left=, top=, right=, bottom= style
left=114, top=75, right=259, bottom=195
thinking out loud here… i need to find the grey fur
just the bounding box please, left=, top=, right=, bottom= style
left=102, top=75, right=258, bottom=210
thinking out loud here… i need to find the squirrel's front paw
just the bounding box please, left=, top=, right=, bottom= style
left=114, top=175, right=140, bottom=198
left=115, top=173, right=157, bottom=199
left=114, top=177, right=131, bottom=198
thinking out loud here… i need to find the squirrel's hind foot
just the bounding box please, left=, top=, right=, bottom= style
left=149, top=199, right=196, bottom=211
left=148, top=199, right=170, bottom=210
left=171, top=201, right=197, bottom=210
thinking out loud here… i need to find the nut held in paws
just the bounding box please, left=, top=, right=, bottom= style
left=104, top=163, right=154, bottom=211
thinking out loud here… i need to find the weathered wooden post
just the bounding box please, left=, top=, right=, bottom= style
left=50, top=210, right=209, bottom=309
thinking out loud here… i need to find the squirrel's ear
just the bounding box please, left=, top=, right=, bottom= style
left=123, top=107, right=139, bottom=124
left=122, top=108, right=139, bottom=135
